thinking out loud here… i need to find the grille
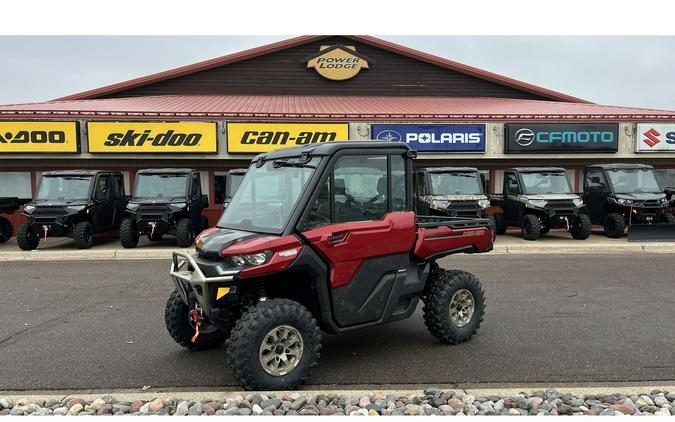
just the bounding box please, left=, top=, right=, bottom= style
left=138, top=205, right=170, bottom=214
left=545, top=200, right=575, bottom=209
left=640, top=200, right=661, bottom=208
left=449, top=201, right=479, bottom=209
left=33, top=206, right=65, bottom=215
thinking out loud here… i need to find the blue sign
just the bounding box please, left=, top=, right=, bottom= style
left=371, top=124, right=486, bottom=152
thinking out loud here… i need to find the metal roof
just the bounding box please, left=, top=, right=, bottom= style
left=41, top=170, right=114, bottom=176
left=422, top=167, right=479, bottom=173
left=2, top=95, right=675, bottom=121
left=508, top=167, right=567, bottom=173
left=53, top=35, right=588, bottom=103
left=136, top=168, right=195, bottom=174
left=587, top=163, right=655, bottom=170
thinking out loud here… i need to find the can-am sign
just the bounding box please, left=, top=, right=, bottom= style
left=227, top=123, right=349, bottom=153
left=505, top=124, right=618, bottom=153
left=636, top=124, right=675, bottom=152
left=0, top=121, right=79, bottom=153
left=87, top=122, right=218, bottom=153
left=371, top=124, right=486, bottom=152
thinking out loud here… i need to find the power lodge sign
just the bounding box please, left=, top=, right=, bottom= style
left=304, top=45, right=372, bottom=81
left=0, top=121, right=79, bottom=153
left=87, top=122, right=218, bottom=153
left=227, top=123, right=349, bottom=153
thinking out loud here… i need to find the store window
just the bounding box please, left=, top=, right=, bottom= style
left=478, top=170, right=490, bottom=193
left=0, top=172, right=32, bottom=198
left=112, top=174, right=125, bottom=198
left=655, top=169, right=675, bottom=188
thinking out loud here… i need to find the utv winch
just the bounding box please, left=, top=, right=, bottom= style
left=490, top=167, right=591, bottom=241
left=582, top=163, right=675, bottom=240
left=18, top=170, right=128, bottom=250
left=120, top=169, right=210, bottom=248
left=0, top=197, right=30, bottom=243
left=166, top=141, right=494, bottom=390
left=413, top=167, right=495, bottom=226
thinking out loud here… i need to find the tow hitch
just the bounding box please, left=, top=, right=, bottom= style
left=190, top=309, right=200, bottom=344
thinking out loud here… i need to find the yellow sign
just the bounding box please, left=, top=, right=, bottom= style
left=87, top=121, right=218, bottom=153
left=0, top=121, right=79, bottom=153
left=305, top=45, right=371, bottom=81
left=227, top=123, right=349, bottom=153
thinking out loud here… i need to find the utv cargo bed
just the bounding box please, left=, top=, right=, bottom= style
left=414, top=215, right=494, bottom=260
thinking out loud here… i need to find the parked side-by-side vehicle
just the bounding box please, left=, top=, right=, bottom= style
left=120, top=169, right=210, bottom=248
left=490, top=167, right=591, bottom=241
left=18, top=170, right=128, bottom=250
left=166, top=142, right=494, bottom=390
left=0, top=197, right=30, bottom=243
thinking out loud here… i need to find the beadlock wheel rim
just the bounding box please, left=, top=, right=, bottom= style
left=449, top=289, right=475, bottom=327
left=259, top=324, right=304, bottom=377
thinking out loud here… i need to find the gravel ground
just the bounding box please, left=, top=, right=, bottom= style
left=1, top=388, right=675, bottom=416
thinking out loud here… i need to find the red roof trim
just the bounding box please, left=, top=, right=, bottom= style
left=54, top=35, right=588, bottom=104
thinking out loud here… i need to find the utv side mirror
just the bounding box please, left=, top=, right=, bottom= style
left=201, top=195, right=209, bottom=208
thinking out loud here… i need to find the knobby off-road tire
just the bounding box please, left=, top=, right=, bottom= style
left=175, top=218, right=194, bottom=247
left=570, top=214, right=592, bottom=240
left=603, top=212, right=625, bottom=238
left=0, top=217, right=12, bottom=243
left=521, top=214, right=541, bottom=241
left=73, top=221, right=95, bottom=249
left=661, top=212, right=675, bottom=224
left=164, top=289, right=228, bottom=351
left=226, top=298, right=321, bottom=391
left=423, top=268, right=485, bottom=344
left=16, top=223, right=39, bottom=250
left=539, top=223, right=550, bottom=235
left=119, top=218, right=139, bottom=248
left=493, top=213, right=507, bottom=235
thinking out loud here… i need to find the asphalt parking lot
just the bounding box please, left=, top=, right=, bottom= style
left=0, top=253, right=673, bottom=391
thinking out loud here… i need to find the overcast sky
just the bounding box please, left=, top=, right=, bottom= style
left=1, top=36, right=674, bottom=110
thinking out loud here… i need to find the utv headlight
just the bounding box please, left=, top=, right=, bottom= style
left=432, top=200, right=449, bottom=209
left=230, top=251, right=272, bottom=267
left=611, top=197, right=632, bottom=206
left=527, top=200, right=548, bottom=208
left=68, top=205, right=86, bottom=212
left=658, top=198, right=668, bottom=206
left=169, top=202, right=186, bottom=210
left=126, top=203, right=139, bottom=211
left=572, top=198, right=584, bottom=207
left=478, top=199, right=490, bottom=208
left=23, top=205, right=35, bottom=213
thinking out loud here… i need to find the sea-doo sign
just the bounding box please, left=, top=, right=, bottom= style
left=505, top=124, right=619, bottom=153
left=636, top=124, right=675, bottom=152
left=0, top=121, right=79, bottom=153
left=87, top=122, right=218, bottom=153
left=371, top=124, right=486, bottom=152
left=304, top=45, right=372, bottom=81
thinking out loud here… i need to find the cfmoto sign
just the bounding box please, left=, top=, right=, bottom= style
left=505, top=124, right=619, bottom=153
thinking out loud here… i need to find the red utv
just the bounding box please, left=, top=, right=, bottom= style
left=166, top=141, right=494, bottom=390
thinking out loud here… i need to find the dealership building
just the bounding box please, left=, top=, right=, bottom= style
left=2, top=35, right=675, bottom=227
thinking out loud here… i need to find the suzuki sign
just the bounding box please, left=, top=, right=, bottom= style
left=636, top=124, right=675, bottom=152
left=505, top=124, right=619, bottom=153
left=371, top=124, right=486, bottom=152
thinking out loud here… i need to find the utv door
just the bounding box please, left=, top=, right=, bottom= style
left=110, top=174, right=127, bottom=228
left=189, top=172, right=204, bottom=223
left=91, top=174, right=114, bottom=231
left=582, top=168, right=609, bottom=224
left=502, top=171, right=522, bottom=225
left=300, top=153, right=417, bottom=328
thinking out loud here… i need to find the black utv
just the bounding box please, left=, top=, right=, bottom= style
left=18, top=170, right=128, bottom=250
left=413, top=167, right=494, bottom=225
left=120, top=169, right=210, bottom=248
left=582, top=163, right=674, bottom=239
left=0, top=197, right=30, bottom=243
left=491, top=167, right=591, bottom=241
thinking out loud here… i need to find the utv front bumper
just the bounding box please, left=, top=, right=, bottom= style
left=29, top=218, right=69, bottom=237
left=170, top=251, right=240, bottom=320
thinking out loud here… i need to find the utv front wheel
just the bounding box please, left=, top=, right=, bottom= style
left=226, top=299, right=321, bottom=390
left=0, top=217, right=12, bottom=243
left=73, top=221, right=94, bottom=249
left=570, top=214, right=592, bottom=240
left=521, top=214, right=541, bottom=241
left=16, top=223, right=39, bottom=250
left=661, top=212, right=675, bottom=224
left=119, top=218, right=139, bottom=248
left=164, top=289, right=228, bottom=351
left=423, top=269, right=485, bottom=344
left=175, top=218, right=194, bottom=247
left=603, top=213, right=625, bottom=238
left=493, top=213, right=507, bottom=235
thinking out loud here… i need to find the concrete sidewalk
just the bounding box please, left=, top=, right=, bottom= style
left=0, top=229, right=673, bottom=261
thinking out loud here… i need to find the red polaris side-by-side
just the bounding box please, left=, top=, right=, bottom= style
left=166, top=141, right=494, bottom=390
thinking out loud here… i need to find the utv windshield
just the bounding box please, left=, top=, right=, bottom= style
left=606, top=168, right=662, bottom=194
left=429, top=172, right=483, bottom=195
left=36, top=175, right=92, bottom=201
left=520, top=171, right=572, bottom=195
left=134, top=174, right=188, bottom=199
left=217, top=157, right=319, bottom=233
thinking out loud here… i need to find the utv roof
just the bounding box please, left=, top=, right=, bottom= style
left=587, top=163, right=655, bottom=170
left=423, top=167, right=479, bottom=173
left=136, top=168, right=195, bottom=174
left=41, top=170, right=114, bottom=176
left=255, top=141, right=411, bottom=161
left=228, top=168, right=248, bottom=174
left=508, top=167, right=567, bottom=173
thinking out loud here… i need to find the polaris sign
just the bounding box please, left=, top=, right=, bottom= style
left=371, top=124, right=486, bottom=152
left=505, top=124, right=619, bottom=153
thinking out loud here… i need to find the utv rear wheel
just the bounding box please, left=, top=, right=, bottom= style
left=226, top=299, right=321, bottom=390
left=423, top=269, right=485, bottom=344
left=493, top=213, right=507, bottom=235
left=661, top=212, right=675, bottom=224
left=17, top=223, right=39, bottom=250
left=0, top=217, right=12, bottom=243
left=570, top=214, right=592, bottom=240
left=73, top=221, right=94, bottom=249
left=521, top=214, right=541, bottom=241
left=119, top=218, right=139, bottom=248
left=175, top=218, right=194, bottom=247
left=165, top=290, right=228, bottom=351
left=603, top=213, right=625, bottom=238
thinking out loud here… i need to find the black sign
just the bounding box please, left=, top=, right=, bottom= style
left=505, top=123, right=619, bottom=153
